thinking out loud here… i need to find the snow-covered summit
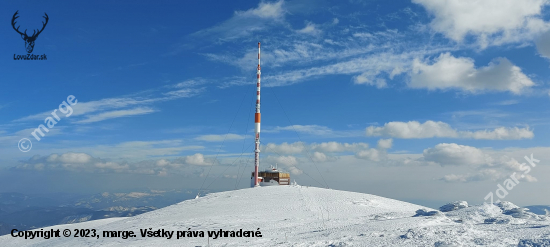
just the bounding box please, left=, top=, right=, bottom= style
left=0, top=186, right=548, bottom=246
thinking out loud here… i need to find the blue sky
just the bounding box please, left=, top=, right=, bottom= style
left=1, top=0, right=550, bottom=208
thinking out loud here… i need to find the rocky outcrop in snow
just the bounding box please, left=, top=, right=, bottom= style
left=439, top=201, right=468, bottom=212
left=413, top=209, right=441, bottom=217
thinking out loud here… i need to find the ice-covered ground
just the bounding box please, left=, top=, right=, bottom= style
left=0, top=186, right=549, bottom=246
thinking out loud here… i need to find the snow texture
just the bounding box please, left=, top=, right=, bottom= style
left=0, top=186, right=549, bottom=246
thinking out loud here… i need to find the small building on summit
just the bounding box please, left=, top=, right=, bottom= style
left=251, top=165, right=290, bottom=187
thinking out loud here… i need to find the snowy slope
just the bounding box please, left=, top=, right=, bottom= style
left=0, top=186, right=549, bottom=246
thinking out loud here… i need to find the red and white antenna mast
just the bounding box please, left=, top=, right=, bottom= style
left=253, top=42, right=262, bottom=187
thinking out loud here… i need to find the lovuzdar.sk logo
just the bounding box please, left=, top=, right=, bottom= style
left=11, top=10, right=48, bottom=60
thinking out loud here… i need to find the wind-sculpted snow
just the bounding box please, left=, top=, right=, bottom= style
left=0, top=186, right=548, bottom=246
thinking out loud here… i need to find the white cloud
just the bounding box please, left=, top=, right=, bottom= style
left=311, top=152, right=329, bottom=162
left=311, top=142, right=369, bottom=153
left=264, top=141, right=382, bottom=163
left=264, top=155, right=302, bottom=175
left=355, top=149, right=381, bottom=161
left=462, top=127, right=534, bottom=140
left=95, top=161, right=130, bottom=171
left=367, top=120, right=533, bottom=140
left=62, top=140, right=204, bottom=161
left=422, top=143, right=540, bottom=183
left=16, top=151, right=216, bottom=176
left=192, top=0, right=285, bottom=41
left=20, top=152, right=99, bottom=172
left=209, top=44, right=535, bottom=96
left=195, top=134, right=246, bottom=142
left=48, top=153, right=93, bottom=164
left=297, top=22, right=321, bottom=35
left=423, top=143, right=493, bottom=166
left=449, top=109, right=510, bottom=119
left=441, top=168, right=537, bottom=183
left=287, top=166, right=303, bottom=175
left=263, top=140, right=396, bottom=164
left=163, top=88, right=203, bottom=98
left=264, top=125, right=362, bottom=138
left=76, top=107, right=156, bottom=124
left=265, top=142, right=306, bottom=154
left=15, top=87, right=202, bottom=125
left=267, top=125, right=333, bottom=135
left=264, top=51, right=413, bottom=87
left=497, top=157, right=538, bottom=181
left=197, top=1, right=546, bottom=95
left=410, top=53, right=535, bottom=94
left=353, top=32, right=375, bottom=39
left=377, top=139, right=393, bottom=149
left=413, top=0, right=550, bottom=47
left=353, top=73, right=387, bottom=88
left=441, top=169, right=502, bottom=182
left=367, top=120, right=457, bottom=138
left=243, top=0, right=285, bottom=19
left=156, top=159, right=170, bottom=167
left=523, top=174, right=538, bottom=182
left=208, top=42, right=376, bottom=78
left=207, top=40, right=386, bottom=75
left=183, top=153, right=209, bottom=166
left=15, top=97, right=148, bottom=122
left=173, top=78, right=209, bottom=88
left=265, top=155, right=298, bottom=166
left=203, top=29, right=453, bottom=90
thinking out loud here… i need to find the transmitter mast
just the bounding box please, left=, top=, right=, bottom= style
left=253, top=42, right=261, bottom=187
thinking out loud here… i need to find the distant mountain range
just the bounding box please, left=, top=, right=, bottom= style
left=0, top=190, right=200, bottom=236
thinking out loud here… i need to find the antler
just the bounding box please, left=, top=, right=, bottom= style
left=33, top=13, right=49, bottom=38
left=11, top=10, right=26, bottom=36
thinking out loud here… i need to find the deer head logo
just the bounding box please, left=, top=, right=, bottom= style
left=11, top=11, right=49, bottom=53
